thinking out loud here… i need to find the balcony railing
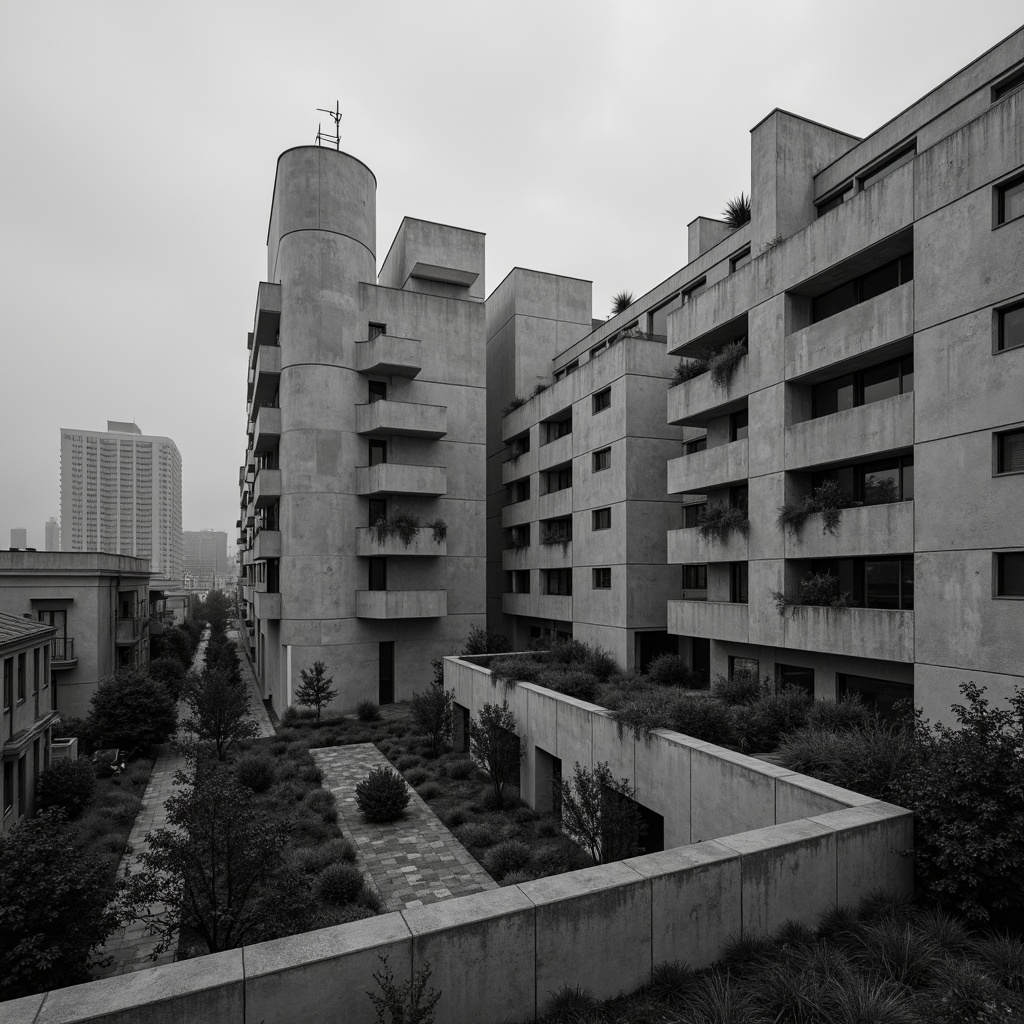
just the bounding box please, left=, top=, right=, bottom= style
left=355, top=400, right=447, bottom=439
left=50, top=637, right=76, bottom=664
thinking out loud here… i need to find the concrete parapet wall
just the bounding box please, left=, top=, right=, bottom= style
left=8, top=658, right=911, bottom=1024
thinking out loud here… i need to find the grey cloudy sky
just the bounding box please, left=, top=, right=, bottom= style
left=1, top=1, right=1021, bottom=549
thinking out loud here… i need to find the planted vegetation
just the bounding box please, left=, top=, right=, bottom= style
left=777, top=478, right=850, bottom=536
left=670, top=338, right=748, bottom=390
left=696, top=503, right=749, bottom=543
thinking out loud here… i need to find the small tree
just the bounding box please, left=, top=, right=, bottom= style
left=469, top=701, right=523, bottom=810
left=182, top=670, right=258, bottom=761
left=295, top=660, right=337, bottom=721
left=149, top=655, right=188, bottom=701
left=125, top=761, right=289, bottom=953
left=368, top=952, right=441, bottom=1024
left=88, top=670, right=178, bottom=752
left=558, top=761, right=645, bottom=865
left=410, top=679, right=454, bottom=757
left=0, top=811, right=123, bottom=999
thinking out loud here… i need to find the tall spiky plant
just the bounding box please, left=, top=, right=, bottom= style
left=611, top=290, right=634, bottom=315
left=722, top=192, right=751, bottom=228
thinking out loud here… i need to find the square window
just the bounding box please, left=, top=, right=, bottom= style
left=730, top=410, right=748, bottom=442
left=683, top=502, right=707, bottom=528
left=592, top=508, right=611, bottom=530
left=997, top=429, right=1024, bottom=474
left=996, top=174, right=1024, bottom=225
left=368, top=322, right=387, bottom=339
left=593, top=447, right=611, bottom=472
left=996, top=552, right=1024, bottom=597
left=593, top=567, right=611, bottom=589
left=368, top=380, right=387, bottom=403
left=997, top=301, right=1024, bottom=352
left=682, top=564, right=707, bottom=590
left=730, top=247, right=751, bottom=272
left=592, top=387, right=611, bottom=414
left=729, top=655, right=758, bottom=678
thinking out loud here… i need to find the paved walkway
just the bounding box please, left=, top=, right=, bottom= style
left=228, top=626, right=275, bottom=738
left=94, top=626, right=276, bottom=977
left=312, top=743, right=498, bottom=911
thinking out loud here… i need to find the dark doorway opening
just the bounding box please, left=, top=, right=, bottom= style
left=637, top=631, right=678, bottom=672
left=378, top=641, right=394, bottom=704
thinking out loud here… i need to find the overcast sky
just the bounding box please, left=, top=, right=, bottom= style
left=1, top=1, right=1021, bottom=550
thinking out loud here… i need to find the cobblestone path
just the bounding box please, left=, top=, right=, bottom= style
left=312, top=743, right=498, bottom=911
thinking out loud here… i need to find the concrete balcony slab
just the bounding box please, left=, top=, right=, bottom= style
left=253, top=468, right=282, bottom=507
left=501, top=592, right=572, bottom=620
left=501, top=498, right=535, bottom=529
left=782, top=605, right=913, bottom=662
left=354, top=334, right=422, bottom=377
left=253, top=406, right=281, bottom=453
left=536, top=488, right=573, bottom=521
left=356, top=400, right=447, bottom=439
left=355, top=590, right=447, bottom=618
left=785, top=501, right=913, bottom=559
left=668, top=526, right=749, bottom=564
left=501, top=450, right=535, bottom=485
left=253, top=529, right=282, bottom=561
left=667, top=356, right=749, bottom=427
left=356, top=463, right=447, bottom=496
left=254, top=590, right=281, bottom=620
left=537, top=432, right=573, bottom=472
left=356, top=527, right=446, bottom=557
left=668, top=599, right=749, bottom=642
left=668, top=438, right=748, bottom=495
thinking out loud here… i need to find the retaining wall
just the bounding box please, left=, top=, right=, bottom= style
left=7, top=656, right=912, bottom=1024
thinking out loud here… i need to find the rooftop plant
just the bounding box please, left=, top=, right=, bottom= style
left=722, top=191, right=751, bottom=228
left=611, top=290, right=634, bottom=315
left=502, top=395, right=527, bottom=417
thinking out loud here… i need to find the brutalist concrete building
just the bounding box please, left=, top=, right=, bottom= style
left=238, top=148, right=486, bottom=713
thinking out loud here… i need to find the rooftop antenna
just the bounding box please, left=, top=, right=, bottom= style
left=315, top=101, right=342, bottom=149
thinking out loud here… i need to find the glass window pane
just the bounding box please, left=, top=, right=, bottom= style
left=1002, top=179, right=1024, bottom=222
left=862, top=464, right=901, bottom=505
left=901, top=461, right=914, bottom=499
left=861, top=360, right=901, bottom=405
left=860, top=147, right=915, bottom=190
left=650, top=295, right=680, bottom=336
left=837, top=674, right=912, bottom=720
left=999, top=553, right=1024, bottom=596
left=1000, top=304, right=1024, bottom=351
left=864, top=559, right=900, bottom=609
left=900, top=355, right=914, bottom=394
left=901, top=557, right=914, bottom=610
left=813, top=375, right=856, bottom=417
left=860, top=260, right=902, bottom=302
left=812, top=281, right=858, bottom=323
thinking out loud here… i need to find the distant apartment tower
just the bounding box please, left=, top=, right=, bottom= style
left=60, top=421, right=183, bottom=580
left=9, top=529, right=26, bottom=549
left=487, top=269, right=692, bottom=670
left=237, top=146, right=486, bottom=713
left=183, top=530, right=229, bottom=589
left=44, top=517, right=60, bottom=551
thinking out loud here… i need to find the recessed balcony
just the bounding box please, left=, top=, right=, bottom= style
left=667, top=438, right=748, bottom=495
left=356, top=463, right=447, bottom=496
left=535, top=541, right=573, bottom=569
left=501, top=547, right=532, bottom=571
left=252, top=282, right=281, bottom=350
left=501, top=499, right=535, bottom=529
left=666, top=356, right=749, bottom=427
left=116, top=616, right=145, bottom=645
left=781, top=605, right=913, bottom=663
left=785, top=394, right=913, bottom=472
left=501, top=592, right=572, bottom=620
left=667, top=526, right=748, bottom=564
left=668, top=599, right=749, bottom=643
left=254, top=468, right=282, bottom=507
left=538, top=433, right=573, bottom=472
left=785, top=501, right=914, bottom=560
left=254, top=590, right=281, bottom=620
left=253, top=529, right=282, bottom=560
left=355, top=400, right=447, bottom=439
left=242, top=584, right=253, bottom=604
left=50, top=637, right=77, bottom=670
left=252, top=344, right=281, bottom=414
left=253, top=406, right=282, bottom=453
left=501, top=451, right=535, bottom=486
left=355, top=334, right=422, bottom=377
left=356, top=527, right=446, bottom=557
left=355, top=590, right=447, bottom=619
left=536, top=488, right=573, bottom=521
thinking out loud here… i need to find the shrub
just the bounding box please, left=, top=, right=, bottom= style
left=426, top=518, right=447, bottom=544
left=461, top=625, right=511, bottom=657
left=706, top=338, right=748, bottom=389
left=302, top=788, right=338, bottom=822
left=417, top=782, right=441, bottom=801
left=513, top=806, right=538, bottom=824
left=51, top=716, right=97, bottom=756
left=773, top=571, right=852, bottom=614
left=649, top=960, right=696, bottom=1005
left=559, top=761, right=645, bottom=864
left=148, top=656, right=188, bottom=701
left=500, top=870, right=531, bottom=887
left=972, top=932, right=1024, bottom=990
left=454, top=822, right=500, bottom=848
left=722, top=191, right=751, bottom=227
left=502, top=395, right=527, bottom=417
left=612, top=687, right=690, bottom=740
left=734, top=686, right=812, bottom=753
left=537, top=667, right=598, bottom=703
left=315, top=862, right=366, bottom=906
left=356, top=699, right=382, bottom=723
left=442, top=756, right=476, bottom=780
left=103, top=791, right=143, bottom=827
left=670, top=357, right=709, bottom=387
left=95, top=831, right=128, bottom=856
left=37, top=758, right=96, bottom=818
left=292, top=839, right=356, bottom=874
left=697, top=504, right=749, bottom=544
left=397, top=754, right=424, bottom=771
left=546, top=638, right=590, bottom=667
left=410, top=678, right=453, bottom=756
left=806, top=694, right=873, bottom=733
left=647, top=654, right=703, bottom=689
left=777, top=479, right=850, bottom=537
left=582, top=646, right=618, bottom=681
left=671, top=696, right=737, bottom=747
left=441, top=806, right=469, bottom=829
left=355, top=767, right=409, bottom=822
left=368, top=953, right=441, bottom=1024
left=545, top=983, right=599, bottom=1021
left=713, top=670, right=761, bottom=705
left=234, top=753, right=276, bottom=793
left=88, top=670, right=178, bottom=751
left=373, top=508, right=421, bottom=547
left=490, top=654, right=541, bottom=689
left=484, top=839, right=531, bottom=879
left=404, top=767, right=430, bottom=787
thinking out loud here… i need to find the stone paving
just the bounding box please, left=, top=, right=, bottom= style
left=312, top=743, right=498, bottom=911
left=228, top=625, right=275, bottom=738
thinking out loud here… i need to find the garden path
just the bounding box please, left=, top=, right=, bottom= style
left=312, top=743, right=498, bottom=912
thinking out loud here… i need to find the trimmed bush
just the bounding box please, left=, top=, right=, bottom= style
left=649, top=961, right=697, bottom=1005
left=103, top=791, right=143, bottom=827
left=355, top=767, right=409, bottom=822
left=441, top=806, right=469, bottom=829
left=403, top=767, right=430, bottom=786
left=315, top=862, right=366, bottom=906
left=454, top=822, right=500, bottom=848
left=734, top=686, right=812, bottom=753
left=443, top=757, right=476, bottom=780
left=416, top=782, right=441, bottom=801
left=356, top=699, right=381, bottom=723
left=647, top=654, right=703, bottom=689
left=37, top=758, right=96, bottom=818
left=234, top=753, right=276, bottom=793
left=500, top=870, right=532, bottom=887
left=489, top=654, right=541, bottom=689
left=671, top=696, right=737, bottom=747
left=484, top=839, right=531, bottom=879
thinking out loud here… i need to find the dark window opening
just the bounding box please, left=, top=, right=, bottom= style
left=369, top=439, right=387, bottom=466
left=730, top=410, right=748, bottom=442
left=996, top=552, right=1024, bottom=597
left=544, top=569, right=572, bottom=596
left=368, top=498, right=387, bottom=527
left=997, top=430, right=1024, bottom=474
left=730, top=247, right=751, bottom=272
left=811, top=354, right=914, bottom=418
left=545, top=416, right=572, bottom=443
left=998, top=301, right=1024, bottom=352
left=593, top=568, right=611, bottom=589
left=683, top=502, right=707, bottom=528
left=997, top=174, right=1024, bottom=225
left=992, top=66, right=1024, bottom=101
left=592, top=508, right=611, bottom=530
left=811, top=254, right=913, bottom=323
left=730, top=562, right=748, bottom=603
left=593, top=387, right=611, bottom=413
left=776, top=664, right=815, bottom=696
left=838, top=673, right=912, bottom=720
left=368, top=380, right=387, bottom=403
left=369, top=558, right=387, bottom=591
left=368, top=322, right=387, bottom=340
left=858, top=144, right=915, bottom=190
left=816, top=186, right=852, bottom=217
left=682, top=565, right=707, bottom=590
left=593, top=447, right=611, bottom=472
left=684, top=436, right=707, bottom=455
left=806, top=555, right=914, bottom=609
left=546, top=467, right=571, bottom=493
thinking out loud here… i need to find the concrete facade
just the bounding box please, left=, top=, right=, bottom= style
left=237, top=147, right=486, bottom=714
left=60, top=421, right=183, bottom=581
left=0, top=552, right=152, bottom=718
left=1, top=612, right=57, bottom=837
left=487, top=269, right=697, bottom=671
left=660, top=28, right=1024, bottom=720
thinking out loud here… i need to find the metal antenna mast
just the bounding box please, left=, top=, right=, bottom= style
left=315, top=102, right=342, bottom=149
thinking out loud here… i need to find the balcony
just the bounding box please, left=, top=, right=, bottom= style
left=253, top=406, right=282, bottom=453
left=786, top=501, right=914, bottom=560
left=501, top=499, right=535, bottom=529
left=252, top=344, right=281, bottom=414
left=538, top=432, right=573, bottom=472
left=667, top=438, right=748, bottom=495
left=242, top=584, right=253, bottom=604
left=254, top=468, right=282, bottom=507
left=116, top=616, right=145, bottom=645
left=501, top=546, right=532, bottom=571
left=501, top=450, right=535, bottom=485
left=666, top=355, right=749, bottom=427
left=356, top=463, right=447, bottom=496
left=501, top=592, right=572, bottom=621
left=536, top=541, right=573, bottom=569
left=356, top=527, right=446, bottom=557
left=782, top=605, right=913, bottom=663
left=668, top=600, right=749, bottom=643
left=253, top=529, right=282, bottom=560
left=50, top=637, right=77, bottom=670
left=355, top=334, right=422, bottom=377
left=355, top=590, right=447, bottom=619
left=536, top=488, right=573, bottom=521
left=785, top=394, right=913, bottom=472
left=254, top=590, right=281, bottom=620
left=786, top=283, right=914, bottom=381
left=252, top=282, right=281, bottom=351
left=667, top=526, right=748, bottom=564
left=355, top=400, right=447, bottom=439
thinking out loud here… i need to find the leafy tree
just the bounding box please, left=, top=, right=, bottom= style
left=890, top=682, right=1024, bottom=924
left=158, top=624, right=197, bottom=669
left=197, top=590, right=232, bottom=633
left=182, top=669, right=258, bottom=760
left=37, top=758, right=96, bottom=817
left=0, top=811, right=123, bottom=999
left=148, top=655, right=188, bottom=701
left=461, top=626, right=510, bottom=657
left=410, top=678, right=453, bottom=757
left=87, top=670, right=178, bottom=752
left=204, top=630, right=241, bottom=684
left=295, top=660, right=338, bottom=721
left=558, top=761, right=645, bottom=865
left=125, top=761, right=291, bottom=953
left=469, top=701, right=523, bottom=810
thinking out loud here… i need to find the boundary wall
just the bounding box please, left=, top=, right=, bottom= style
left=6, top=656, right=912, bottom=1024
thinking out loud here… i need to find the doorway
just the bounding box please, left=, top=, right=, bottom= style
left=378, top=641, right=395, bottom=704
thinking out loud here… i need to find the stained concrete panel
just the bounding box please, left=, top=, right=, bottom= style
left=690, top=747, right=777, bottom=841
